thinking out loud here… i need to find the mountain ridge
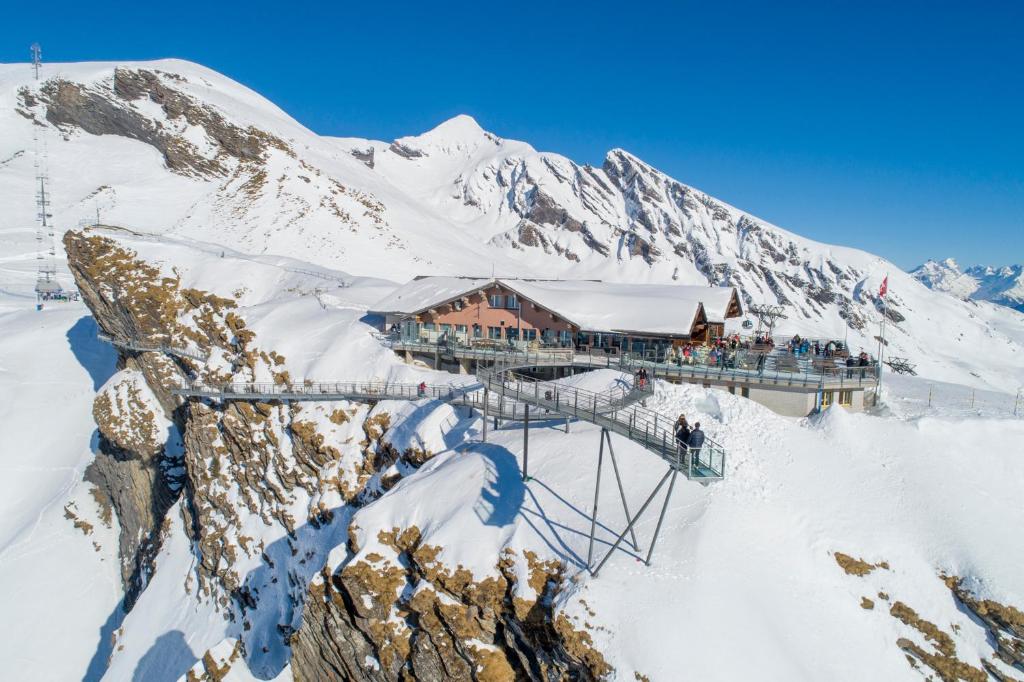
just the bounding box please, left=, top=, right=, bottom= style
left=911, top=258, right=1024, bottom=312
left=2, top=59, right=1023, bottom=390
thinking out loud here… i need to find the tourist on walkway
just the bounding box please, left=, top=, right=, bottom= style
left=675, top=415, right=690, bottom=448
left=417, top=381, right=426, bottom=397
left=687, top=423, right=705, bottom=465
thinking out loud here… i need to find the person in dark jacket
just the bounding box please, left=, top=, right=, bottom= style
left=675, top=415, right=690, bottom=447
left=687, top=423, right=705, bottom=453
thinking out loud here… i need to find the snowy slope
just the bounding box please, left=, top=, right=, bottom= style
left=911, top=258, right=1024, bottom=312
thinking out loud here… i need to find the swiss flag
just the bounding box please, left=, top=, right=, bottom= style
left=879, top=275, right=888, bottom=298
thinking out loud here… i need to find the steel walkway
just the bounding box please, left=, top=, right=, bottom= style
left=115, top=332, right=720, bottom=574
left=477, top=359, right=725, bottom=481
left=98, top=331, right=208, bottom=362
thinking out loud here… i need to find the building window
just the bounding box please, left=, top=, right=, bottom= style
left=839, top=390, right=853, bottom=406
left=473, top=324, right=482, bottom=338
left=440, top=324, right=452, bottom=334
left=821, top=391, right=834, bottom=407
left=741, top=387, right=750, bottom=398
left=506, top=327, right=519, bottom=340
left=488, top=326, right=502, bottom=339
left=523, top=329, right=537, bottom=341
left=487, top=293, right=519, bottom=309
left=422, top=323, right=435, bottom=331
left=452, top=300, right=464, bottom=311
left=558, top=330, right=571, bottom=346
left=455, top=324, right=467, bottom=334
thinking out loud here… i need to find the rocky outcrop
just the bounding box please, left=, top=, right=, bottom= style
left=24, top=68, right=290, bottom=178
left=292, top=528, right=610, bottom=681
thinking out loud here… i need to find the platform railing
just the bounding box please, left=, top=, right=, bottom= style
left=98, top=331, right=208, bottom=362
left=478, top=358, right=724, bottom=480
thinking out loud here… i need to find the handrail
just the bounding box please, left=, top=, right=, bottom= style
left=477, top=357, right=725, bottom=480
left=98, top=331, right=208, bottom=361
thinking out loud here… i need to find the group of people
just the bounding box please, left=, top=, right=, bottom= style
left=843, top=351, right=873, bottom=378
left=674, top=414, right=705, bottom=455
left=787, top=334, right=860, bottom=360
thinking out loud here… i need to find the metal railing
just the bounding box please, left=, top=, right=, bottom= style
left=621, top=352, right=878, bottom=389
left=478, top=358, right=725, bottom=480
left=98, top=331, right=208, bottom=362
left=386, top=333, right=876, bottom=391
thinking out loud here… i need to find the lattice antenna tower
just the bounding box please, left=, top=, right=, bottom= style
left=31, top=43, right=59, bottom=289
left=31, top=43, right=42, bottom=80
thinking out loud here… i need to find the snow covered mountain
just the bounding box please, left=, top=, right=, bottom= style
left=911, top=258, right=1024, bottom=312
left=2, top=58, right=1024, bottom=682
left=2, top=59, right=1022, bottom=392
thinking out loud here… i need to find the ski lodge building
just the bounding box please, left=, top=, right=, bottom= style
left=369, top=276, right=876, bottom=417
left=370, top=276, right=743, bottom=354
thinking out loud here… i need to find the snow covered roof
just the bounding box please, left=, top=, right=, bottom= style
left=372, top=277, right=740, bottom=337
left=501, top=279, right=708, bottom=336
left=669, top=285, right=742, bottom=323
left=371, top=276, right=492, bottom=315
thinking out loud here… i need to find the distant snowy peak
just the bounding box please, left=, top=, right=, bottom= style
left=911, top=258, right=1024, bottom=311
left=388, top=114, right=509, bottom=159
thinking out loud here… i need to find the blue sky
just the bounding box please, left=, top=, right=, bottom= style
left=3, top=1, right=1021, bottom=269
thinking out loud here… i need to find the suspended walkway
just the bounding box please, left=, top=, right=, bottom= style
left=122, top=331, right=723, bottom=575
left=97, top=331, right=208, bottom=362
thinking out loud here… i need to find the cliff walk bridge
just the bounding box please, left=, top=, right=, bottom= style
left=103, top=329, right=723, bottom=574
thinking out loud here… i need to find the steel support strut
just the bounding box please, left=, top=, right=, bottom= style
left=522, top=404, right=530, bottom=481
left=482, top=387, right=489, bottom=442
left=644, top=468, right=678, bottom=566
left=586, top=429, right=606, bottom=567
left=592, top=467, right=673, bottom=577
left=603, top=429, right=640, bottom=552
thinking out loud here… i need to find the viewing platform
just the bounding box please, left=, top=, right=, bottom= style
left=388, top=336, right=878, bottom=417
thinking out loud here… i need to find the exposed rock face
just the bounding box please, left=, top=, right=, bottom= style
left=833, top=551, right=1024, bottom=681
left=88, top=369, right=179, bottom=606
left=23, top=68, right=290, bottom=177
left=292, top=528, right=610, bottom=681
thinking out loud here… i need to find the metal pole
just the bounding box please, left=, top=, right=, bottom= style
left=592, top=468, right=672, bottom=577
left=586, top=431, right=606, bottom=567
left=482, top=387, right=489, bottom=442
left=604, top=430, right=639, bottom=552
left=645, top=468, right=678, bottom=565
left=877, top=285, right=887, bottom=398
left=522, top=404, right=530, bottom=481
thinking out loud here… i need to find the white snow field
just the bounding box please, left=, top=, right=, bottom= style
left=0, top=57, right=1022, bottom=681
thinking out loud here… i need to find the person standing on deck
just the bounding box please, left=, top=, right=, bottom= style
left=687, top=423, right=705, bottom=466
left=675, top=415, right=690, bottom=447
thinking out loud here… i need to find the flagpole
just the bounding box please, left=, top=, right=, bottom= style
left=877, top=276, right=887, bottom=401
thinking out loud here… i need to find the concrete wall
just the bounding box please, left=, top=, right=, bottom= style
left=745, top=386, right=817, bottom=417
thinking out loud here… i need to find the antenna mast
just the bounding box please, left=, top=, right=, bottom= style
left=31, top=43, right=42, bottom=80
left=30, top=43, right=63, bottom=301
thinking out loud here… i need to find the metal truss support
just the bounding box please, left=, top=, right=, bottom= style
left=644, top=469, right=678, bottom=566
left=591, top=466, right=674, bottom=577
left=602, top=429, right=640, bottom=552
left=522, top=404, right=530, bottom=481
left=586, top=428, right=606, bottom=567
